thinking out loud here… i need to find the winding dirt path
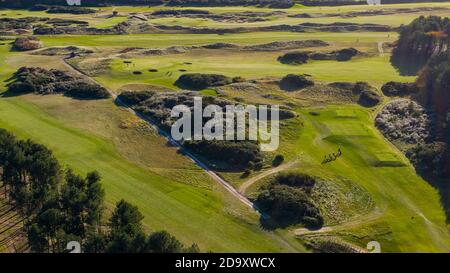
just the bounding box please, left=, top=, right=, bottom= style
left=239, top=157, right=300, bottom=194
left=294, top=209, right=383, bottom=237
left=61, top=57, right=257, bottom=210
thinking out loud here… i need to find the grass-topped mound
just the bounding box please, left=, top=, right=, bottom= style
left=279, top=74, right=314, bottom=91
left=7, top=67, right=110, bottom=99
left=184, top=140, right=263, bottom=170
left=277, top=51, right=309, bottom=65
left=34, top=5, right=96, bottom=14
left=256, top=172, right=323, bottom=229
left=12, top=37, right=43, bottom=51
left=381, top=81, right=418, bottom=97
left=278, top=48, right=360, bottom=65
left=175, top=73, right=232, bottom=90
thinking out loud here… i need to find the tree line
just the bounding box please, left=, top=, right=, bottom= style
left=390, top=16, right=450, bottom=180
left=391, top=16, right=450, bottom=75
left=0, top=128, right=199, bottom=253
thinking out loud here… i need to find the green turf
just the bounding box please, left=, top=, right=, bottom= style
left=280, top=105, right=450, bottom=252
left=90, top=50, right=413, bottom=90
left=38, top=31, right=399, bottom=48
left=1, top=4, right=450, bottom=252
left=0, top=43, right=303, bottom=253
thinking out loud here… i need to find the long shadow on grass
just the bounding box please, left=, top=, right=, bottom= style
left=422, top=175, right=450, bottom=224
left=390, top=53, right=427, bottom=76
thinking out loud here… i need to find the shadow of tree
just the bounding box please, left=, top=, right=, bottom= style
left=423, top=175, right=450, bottom=224
left=390, top=53, right=427, bottom=76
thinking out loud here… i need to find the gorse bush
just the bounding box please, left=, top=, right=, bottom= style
left=7, top=67, right=110, bottom=99
left=279, top=74, right=314, bottom=91
left=256, top=184, right=323, bottom=229
left=381, top=81, right=418, bottom=97
left=118, top=90, right=273, bottom=170
left=256, top=171, right=323, bottom=229
left=407, top=142, right=449, bottom=178
left=274, top=172, right=316, bottom=192
left=175, top=73, right=232, bottom=90
left=277, top=51, right=309, bottom=65
left=12, top=37, right=43, bottom=51
left=376, top=100, right=431, bottom=144
left=184, top=140, right=263, bottom=169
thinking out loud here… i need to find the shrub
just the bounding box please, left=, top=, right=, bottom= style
left=277, top=51, right=309, bottom=65
left=7, top=67, right=110, bottom=99
left=7, top=81, right=36, bottom=94
left=376, top=100, right=431, bottom=145
left=118, top=91, right=155, bottom=106
left=46, top=6, right=96, bottom=15
left=57, top=80, right=110, bottom=99
left=381, top=81, right=418, bottom=97
left=256, top=184, right=323, bottom=228
left=279, top=74, right=314, bottom=91
left=13, top=37, right=43, bottom=51
left=336, top=48, right=359, bottom=62
left=272, top=155, right=284, bottom=166
left=274, top=172, right=316, bottom=191
left=175, top=73, right=232, bottom=90
left=407, top=142, right=449, bottom=178
left=184, top=140, right=262, bottom=169
left=358, top=90, right=381, bottom=107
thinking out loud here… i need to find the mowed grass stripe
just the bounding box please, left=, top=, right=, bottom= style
left=0, top=46, right=298, bottom=252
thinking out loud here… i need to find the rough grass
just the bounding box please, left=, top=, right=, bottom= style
left=286, top=105, right=450, bottom=252
left=0, top=43, right=304, bottom=253
left=1, top=3, right=450, bottom=252
left=86, top=48, right=412, bottom=91
left=39, top=31, right=398, bottom=48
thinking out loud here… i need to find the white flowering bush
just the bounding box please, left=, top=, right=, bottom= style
left=375, top=100, right=432, bottom=144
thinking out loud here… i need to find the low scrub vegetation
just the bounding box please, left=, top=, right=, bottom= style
left=278, top=51, right=309, bottom=65
left=184, top=140, right=263, bottom=169
left=376, top=100, right=431, bottom=145
left=256, top=172, right=323, bottom=229
left=175, top=73, right=232, bottom=90
left=7, top=67, right=110, bottom=99
left=310, top=48, right=359, bottom=62
left=279, top=48, right=359, bottom=65
left=118, top=90, right=269, bottom=169
left=12, top=37, right=43, bottom=51
left=37, top=5, right=97, bottom=14
left=279, top=74, right=314, bottom=91
left=381, top=81, right=418, bottom=97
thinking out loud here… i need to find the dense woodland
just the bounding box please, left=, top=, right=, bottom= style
left=390, top=16, right=450, bottom=180
left=0, top=129, right=199, bottom=253
left=7, top=66, right=111, bottom=99
left=256, top=172, right=323, bottom=229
